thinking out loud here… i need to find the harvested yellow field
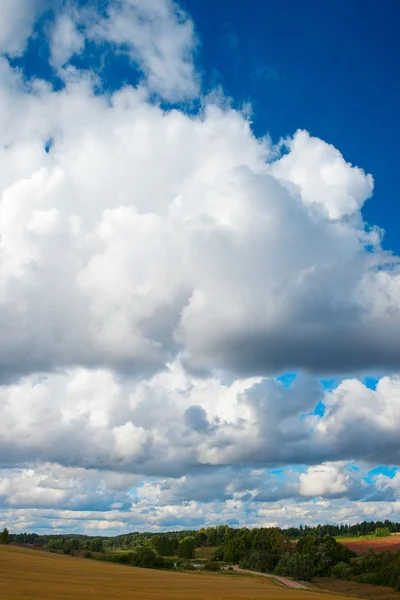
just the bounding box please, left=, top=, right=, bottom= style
left=0, top=545, right=349, bottom=600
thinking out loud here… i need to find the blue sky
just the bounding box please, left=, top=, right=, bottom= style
left=183, top=0, right=400, bottom=254
left=13, top=0, right=400, bottom=256
left=0, top=0, right=400, bottom=535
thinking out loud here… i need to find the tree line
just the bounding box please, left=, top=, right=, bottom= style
left=9, top=519, right=400, bottom=550
left=285, top=520, right=400, bottom=538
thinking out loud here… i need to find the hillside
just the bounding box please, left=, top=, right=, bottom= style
left=0, top=545, right=349, bottom=600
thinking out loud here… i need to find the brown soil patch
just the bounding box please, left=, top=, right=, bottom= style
left=342, top=538, right=400, bottom=554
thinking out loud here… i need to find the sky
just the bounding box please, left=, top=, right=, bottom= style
left=0, top=0, right=400, bottom=535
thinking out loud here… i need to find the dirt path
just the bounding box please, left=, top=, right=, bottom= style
left=229, top=566, right=311, bottom=589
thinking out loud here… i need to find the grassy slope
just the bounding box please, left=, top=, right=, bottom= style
left=0, top=545, right=349, bottom=600
left=334, top=534, right=395, bottom=542
left=314, top=577, right=400, bottom=600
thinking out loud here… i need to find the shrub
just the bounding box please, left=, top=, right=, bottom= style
left=161, top=557, right=176, bottom=570
left=100, top=552, right=134, bottom=564
left=203, top=562, right=220, bottom=571
left=357, top=572, right=381, bottom=586
left=330, top=561, right=352, bottom=579
left=84, top=551, right=93, bottom=559
left=374, top=527, right=390, bottom=538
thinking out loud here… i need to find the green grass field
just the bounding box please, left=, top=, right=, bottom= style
left=334, top=534, right=393, bottom=542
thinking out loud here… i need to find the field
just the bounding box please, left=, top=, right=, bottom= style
left=0, top=545, right=350, bottom=600
left=315, top=577, right=400, bottom=600
left=340, top=536, right=400, bottom=554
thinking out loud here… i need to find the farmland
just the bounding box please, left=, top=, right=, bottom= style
left=0, top=544, right=349, bottom=600
left=340, top=536, right=400, bottom=555
left=315, top=577, right=400, bottom=600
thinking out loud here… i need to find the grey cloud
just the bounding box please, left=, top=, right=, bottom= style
left=184, top=405, right=210, bottom=432
left=1, top=367, right=400, bottom=477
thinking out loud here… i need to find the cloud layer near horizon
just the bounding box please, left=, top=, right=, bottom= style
left=1, top=0, right=400, bottom=534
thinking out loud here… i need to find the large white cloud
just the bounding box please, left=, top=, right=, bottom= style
left=1, top=0, right=400, bottom=532
left=0, top=62, right=399, bottom=381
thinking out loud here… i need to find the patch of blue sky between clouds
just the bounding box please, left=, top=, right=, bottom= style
left=300, top=399, right=325, bottom=422
left=277, top=372, right=297, bottom=387
left=7, top=11, right=61, bottom=88
left=347, top=463, right=360, bottom=472
left=364, top=465, right=398, bottom=484
left=320, top=378, right=342, bottom=391
left=301, top=378, right=345, bottom=421
left=6, top=6, right=200, bottom=111
left=8, top=27, right=143, bottom=96
left=362, top=376, right=380, bottom=390
left=313, top=400, right=325, bottom=417
left=267, top=465, right=306, bottom=481
left=278, top=371, right=327, bottom=424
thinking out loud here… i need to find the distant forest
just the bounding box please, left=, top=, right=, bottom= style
left=9, top=518, right=400, bottom=548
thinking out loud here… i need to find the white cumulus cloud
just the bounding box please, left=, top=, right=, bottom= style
left=0, top=0, right=400, bottom=531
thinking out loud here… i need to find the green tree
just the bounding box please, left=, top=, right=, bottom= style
left=0, top=528, right=10, bottom=545
left=224, top=534, right=247, bottom=563
left=274, top=552, right=314, bottom=582
left=47, top=538, right=63, bottom=551
left=178, top=536, right=196, bottom=559
left=240, top=550, right=277, bottom=573
left=150, top=535, right=178, bottom=556
left=194, top=529, right=207, bottom=548
left=131, top=546, right=164, bottom=569
left=89, top=537, right=104, bottom=552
